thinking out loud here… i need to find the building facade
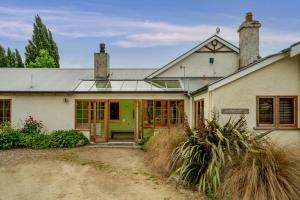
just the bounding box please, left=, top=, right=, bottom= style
left=0, top=13, right=299, bottom=144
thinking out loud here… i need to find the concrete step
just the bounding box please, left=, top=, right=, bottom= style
left=86, top=142, right=141, bottom=149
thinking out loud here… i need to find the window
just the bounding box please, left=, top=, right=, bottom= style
left=143, top=100, right=184, bottom=128
left=0, top=100, right=11, bottom=124
left=194, top=99, right=205, bottom=128
left=143, top=100, right=154, bottom=127
left=75, top=100, right=89, bottom=130
left=110, top=102, right=120, bottom=120
left=257, top=96, right=297, bottom=128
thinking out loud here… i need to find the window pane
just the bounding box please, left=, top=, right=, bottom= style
left=259, top=98, right=274, bottom=124
left=144, top=100, right=153, bottom=126
left=76, top=101, right=89, bottom=129
left=154, top=100, right=167, bottom=127
left=170, top=100, right=184, bottom=126
left=0, top=100, right=10, bottom=124
left=110, top=102, right=119, bottom=120
left=279, top=98, right=294, bottom=124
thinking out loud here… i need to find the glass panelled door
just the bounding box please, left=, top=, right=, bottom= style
left=90, top=100, right=108, bottom=142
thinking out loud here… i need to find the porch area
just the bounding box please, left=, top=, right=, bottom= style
left=75, top=99, right=184, bottom=143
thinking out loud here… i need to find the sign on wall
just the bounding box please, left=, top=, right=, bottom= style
left=221, top=108, right=249, bottom=114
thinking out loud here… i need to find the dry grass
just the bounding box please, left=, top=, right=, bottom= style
left=146, top=128, right=185, bottom=177
left=219, top=143, right=300, bottom=200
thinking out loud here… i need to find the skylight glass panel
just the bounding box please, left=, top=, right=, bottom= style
left=109, top=81, right=124, bottom=91
left=136, top=81, right=152, bottom=91
left=166, top=80, right=182, bottom=89
left=151, top=80, right=166, bottom=88
left=121, top=81, right=137, bottom=91
left=90, top=81, right=109, bottom=91
left=75, top=81, right=94, bottom=91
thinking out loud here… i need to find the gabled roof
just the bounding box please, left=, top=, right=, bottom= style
left=146, top=34, right=239, bottom=79
left=191, top=42, right=300, bottom=95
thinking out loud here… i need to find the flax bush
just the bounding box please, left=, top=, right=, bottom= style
left=171, top=116, right=262, bottom=196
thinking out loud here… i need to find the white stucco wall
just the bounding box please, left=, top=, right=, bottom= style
left=206, top=55, right=300, bottom=145
left=1, top=93, right=190, bottom=139
left=157, top=51, right=239, bottom=78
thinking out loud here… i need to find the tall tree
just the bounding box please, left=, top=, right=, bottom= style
left=15, top=49, right=24, bottom=68
left=28, top=49, right=56, bottom=68
left=25, top=15, right=59, bottom=68
left=0, top=45, right=8, bottom=67
left=6, top=48, right=16, bottom=68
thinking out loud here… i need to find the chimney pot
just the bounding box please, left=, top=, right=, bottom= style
left=100, top=43, right=105, bottom=53
left=245, top=12, right=253, bottom=22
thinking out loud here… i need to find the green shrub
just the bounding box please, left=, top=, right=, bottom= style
left=0, top=128, right=89, bottom=150
left=49, top=130, right=89, bottom=148
left=22, top=116, right=44, bottom=134
left=21, top=134, right=51, bottom=149
left=171, top=116, right=260, bottom=196
left=0, top=129, right=23, bottom=149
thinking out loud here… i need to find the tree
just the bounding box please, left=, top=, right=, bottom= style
left=6, top=48, right=16, bottom=68
left=25, top=15, right=59, bottom=68
left=15, top=49, right=24, bottom=68
left=28, top=49, right=56, bottom=68
left=0, top=45, right=8, bottom=67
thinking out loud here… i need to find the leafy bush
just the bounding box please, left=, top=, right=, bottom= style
left=219, top=144, right=300, bottom=200
left=0, top=129, right=23, bottom=149
left=171, top=116, right=260, bottom=196
left=21, top=134, right=51, bottom=149
left=0, top=128, right=89, bottom=150
left=49, top=130, right=89, bottom=148
left=146, top=128, right=185, bottom=176
left=0, top=122, right=13, bottom=132
left=22, top=116, right=44, bottom=134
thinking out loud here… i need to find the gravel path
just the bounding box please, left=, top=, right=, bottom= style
left=0, top=148, right=204, bottom=200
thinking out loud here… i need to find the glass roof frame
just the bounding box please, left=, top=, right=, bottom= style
left=74, top=80, right=184, bottom=92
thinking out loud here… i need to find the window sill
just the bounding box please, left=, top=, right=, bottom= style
left=253, top=127, right=300, bottom=131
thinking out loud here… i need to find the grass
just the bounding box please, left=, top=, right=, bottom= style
left=145, top=128, right=186, bottom=177
left=219, top=144, right=300, bottom=200
left=56, top=151, right=112, bottom=171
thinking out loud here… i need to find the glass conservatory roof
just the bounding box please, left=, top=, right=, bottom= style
left=74, top=80, right=184, bottom=92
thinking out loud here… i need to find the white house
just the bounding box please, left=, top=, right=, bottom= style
left=0, top=12, right=299, bottom=144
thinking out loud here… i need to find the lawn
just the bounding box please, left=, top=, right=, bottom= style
left=0, top=147, right=204, bottom=200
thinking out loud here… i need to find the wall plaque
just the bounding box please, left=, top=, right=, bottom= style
left=221, top=108, right=249, bottom=114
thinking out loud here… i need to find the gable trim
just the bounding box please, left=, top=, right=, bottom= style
left=146, top=35, right=239, bottom=79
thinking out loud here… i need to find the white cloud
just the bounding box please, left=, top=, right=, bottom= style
left=0, top=6, right=299, bottom=50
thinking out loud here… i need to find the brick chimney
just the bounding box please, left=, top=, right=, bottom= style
left=238, top=12, right=261, bottom=68
left=94, top=43, right=110, bottom=79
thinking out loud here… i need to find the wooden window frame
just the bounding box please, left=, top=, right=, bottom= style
left=194, top=99, right=205, bottom=129
left=256, top=96, right=276, bottom=128
left=256, top=96, right=298, bottom=129
left=142, top=99, right=184, bottom=129
left=75, top=99, right=90, bottom=131
left=0, top=99, right=12, bottom=124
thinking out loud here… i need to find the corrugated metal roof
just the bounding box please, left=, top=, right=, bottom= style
left=0, top=68, right=157, bottom=92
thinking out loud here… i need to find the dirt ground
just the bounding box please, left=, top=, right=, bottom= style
left=0, top=147, right=204, bottom=200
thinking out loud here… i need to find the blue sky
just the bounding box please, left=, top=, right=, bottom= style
left=0, top=0, right=299, bottom=68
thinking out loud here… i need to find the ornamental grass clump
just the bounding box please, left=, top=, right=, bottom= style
left=171, top=115, right=258, bottom=196
left=146, top=128, right=186, bottom=176
left=219, top=144, right=300, bottom=200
